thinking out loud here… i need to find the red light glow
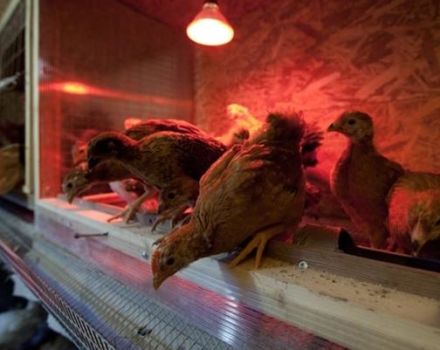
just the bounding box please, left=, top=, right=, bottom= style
left=186, top=2, right=234, bottom=46
left=60, top=82, right=90, bottom=95
left=39, top=81, right=191, bottom=109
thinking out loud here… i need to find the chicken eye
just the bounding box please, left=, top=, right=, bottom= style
left=66, top=183, right=73, bottom=189
left=166, top=257, right=175, bottom=266
left=435, top=219, right=440, bottom=226
left=167, top=192, right=176, bottom=200
left=107, top=141, right=116, bottom=150
left=347, top=119, right=356, bottom=125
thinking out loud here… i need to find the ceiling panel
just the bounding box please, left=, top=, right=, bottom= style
left=116, top=0, right=272, bottom=28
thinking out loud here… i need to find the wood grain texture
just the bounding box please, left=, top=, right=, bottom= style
left=194, top=0, right=440, bottom=177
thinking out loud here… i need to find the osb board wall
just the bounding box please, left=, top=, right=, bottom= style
left=194, top=0, right=440, bottom=177
left=39, top=0, right=194, bottom=197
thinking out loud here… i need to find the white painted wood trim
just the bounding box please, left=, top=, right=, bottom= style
left=30, top=0, right=39, bottom=198
left=22, top=0, right=32, bottom=194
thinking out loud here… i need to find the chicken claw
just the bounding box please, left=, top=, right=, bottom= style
left=151, top=204, right=189, bottom=231
left=107, top=191, right=152, bottom=224
left=152, top=237, right=164, bottom=246
left=229, top=225, right=284, bottom=269
left=151, top=215, right=168, bottom=231
left=107, top=207, right=131, bottom=223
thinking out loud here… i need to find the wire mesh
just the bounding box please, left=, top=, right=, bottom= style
left=0, top=205, right=344, bottom=350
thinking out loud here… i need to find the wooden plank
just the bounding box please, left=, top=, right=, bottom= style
left=267, top=224, right=440, bottom=300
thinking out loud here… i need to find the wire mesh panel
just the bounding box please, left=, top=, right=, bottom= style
left=26, top=240, right=233, bottom=350
left=0, top=207, right=347, bottom=350
left=38, top=0, right=194, bottom=198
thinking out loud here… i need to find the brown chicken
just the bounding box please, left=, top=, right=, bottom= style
left=70, top=129, right=100, bottom=167
left=328, top=111, right=404, bottom=248
left=63, top=119, right=210, bottom=221
left=387, top=172, right=440, bottom=257
left=87, top=130, right=226, bottom=228
left=151, top=112, right=308, bottom=289
left=0, top=144, right=23, bottom=195
left=124, top=118, right=208, bottom=140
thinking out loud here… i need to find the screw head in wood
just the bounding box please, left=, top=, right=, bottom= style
left=298, top=260, right=308, bottom=271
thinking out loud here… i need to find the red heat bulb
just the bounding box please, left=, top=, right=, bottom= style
left=186, top=1, right=234, bottom=46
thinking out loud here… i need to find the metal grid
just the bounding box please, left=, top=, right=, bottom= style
left=25, top=239, right=232, bottom=350
left=36, top=212, right=345, bottom=350
left=0, top=202, right=345, bottom=350
left=0, top=217, right=232, bottom=349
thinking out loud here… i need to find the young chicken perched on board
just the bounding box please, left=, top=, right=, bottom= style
left=64, top=119, right=210, bottom=222
left=328, top=111, right=404, bottom=248
left=87, top=131, right=226, bottom=228
left=151, top=112, right=308, bottom=289
left=387, top=172, right=440, bottom=257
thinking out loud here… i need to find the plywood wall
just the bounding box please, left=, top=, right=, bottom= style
left=194, top=0, right=440, bottom=177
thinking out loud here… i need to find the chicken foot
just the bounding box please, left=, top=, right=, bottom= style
left=107, top=190, right=152, bottom=224
left=151, top=204, right=189, bottom=231
left=229, top=224, right=284, bottom=269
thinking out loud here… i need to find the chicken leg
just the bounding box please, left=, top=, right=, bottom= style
left=229, top=224, right=284, bottom=269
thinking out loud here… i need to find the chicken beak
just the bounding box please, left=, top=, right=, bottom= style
left=411, top=239, right=426, bottom=256
left=66, top=186, right=87, bottom=204
left=152, top=274, right=166, bottom=290
left=327, top=123, right=338, bottom=132
left=67, top=193, right=76, bottom=204
left=411, top=219, right=427, bottom=256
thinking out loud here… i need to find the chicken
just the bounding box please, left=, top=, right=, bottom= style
left=87, top=130, right=226, bottom=228
left=64, top=119, right=209, bottom=222
left=328, top=111, right=404, bottom=248
left=224, top=104, right=323, bottom=162
left=0, top=144, right=23, bottom=195
left=151, top=112, right=308, bottom=289
left=387, top=172, right=440, bottom=257
left=217, top=104, right=263, bottom=146
left=62, top=161, right=157, bottom=221
left=124, top=118, right=209, bottom=140
left=63, top=160, right=132, bottom=202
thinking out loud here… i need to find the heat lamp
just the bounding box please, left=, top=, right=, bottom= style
left=186, top=0, right=234, bottom=46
